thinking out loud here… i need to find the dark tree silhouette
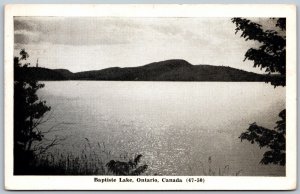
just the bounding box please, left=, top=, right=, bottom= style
left=232, top=17, right=286, bottom=87
left=232, top=18, right=286, bottom=166
left=239, top=110, right=286, bottom=165
left=14, top=49, right=52, bottom=174
left=106, top=154, right=148, bottom=175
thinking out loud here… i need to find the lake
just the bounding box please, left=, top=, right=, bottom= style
left=37, top=81, right=285, bottom=176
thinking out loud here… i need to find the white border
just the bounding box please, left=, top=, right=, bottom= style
left=4, top=4, right=297, bottom=190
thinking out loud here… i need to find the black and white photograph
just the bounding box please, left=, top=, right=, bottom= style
left=4, top=4, right=296, bottom=190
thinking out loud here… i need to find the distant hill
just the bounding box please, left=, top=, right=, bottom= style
left=17, top=59, right=281, bottom=82
left=72, top=59, right=266, bottom=81
left=17, top=67, right=67, bottom=81
left=53, top=69, right=74, bottom=79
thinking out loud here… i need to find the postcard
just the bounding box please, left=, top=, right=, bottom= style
left=4, top=4, right=297, bottom=190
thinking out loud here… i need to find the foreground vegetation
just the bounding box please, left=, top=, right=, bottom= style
left=198, top=156, right=242, bottom=176
left=17, top=138, right=148, bottom=175
left=233, top=17, right=286, bottom=166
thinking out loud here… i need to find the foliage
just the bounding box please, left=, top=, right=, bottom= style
left=17, top=137, right=148, bottom=175
left=240, top=110, right=286, bottom=165
left=197, top=156, right=242, bottom=176
left=232, top=17, right=286, bottom=87
left=106, top=154, right=148, bottom=175
left=232, top=18, right=286, bottom=166
left=14, top=49, right=53, bottom=174
left=25, top=139, right=110, bottom=175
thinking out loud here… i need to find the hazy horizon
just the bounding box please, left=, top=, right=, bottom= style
left=14, top=17, right=283, bottom=74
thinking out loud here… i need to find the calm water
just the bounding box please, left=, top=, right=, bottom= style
left=38, top=81, right=285, bottom=176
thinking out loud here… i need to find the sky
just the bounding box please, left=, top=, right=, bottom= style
left=14, top=17, right=282, bottom=73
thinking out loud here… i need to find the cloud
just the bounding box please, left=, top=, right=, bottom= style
left=14, top=19, right=36, bottom=31
left=14, top=30, right=41, bottom=44
left=14, top=17, right=142, bottom=46
left=14, top=17, right=213, bottom=46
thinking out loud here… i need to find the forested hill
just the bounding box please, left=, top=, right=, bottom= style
left=17, top=59, right=278, bottom=82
